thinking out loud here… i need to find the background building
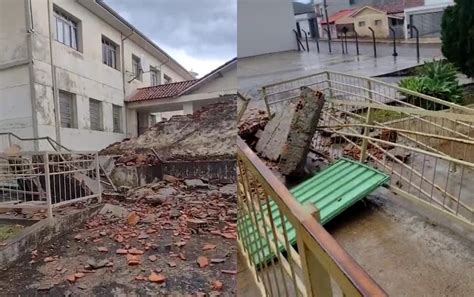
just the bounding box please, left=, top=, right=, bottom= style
left=0, top=0, right=193, bottom=151
left=238, top=0, right=297, bottom=58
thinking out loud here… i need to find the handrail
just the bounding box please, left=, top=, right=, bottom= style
left=293, top=29, right=306, bottom=52
left=0, top=132, right=71, bottom=152
left=237, top=137, right=387, bottom=296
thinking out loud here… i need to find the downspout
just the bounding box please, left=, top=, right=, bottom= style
left=24, top=0, right=39, bottom=150
left=47, top=0, right=61, bottom=146
left=121, top=30, right=135, bottom=137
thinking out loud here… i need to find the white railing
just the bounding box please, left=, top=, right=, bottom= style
left=0, top=151, right=101, bottom=218
left=261, top=71, right=474, bottom=225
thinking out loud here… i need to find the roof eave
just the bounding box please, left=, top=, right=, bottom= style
left=77, top=0, right=194, bottom=80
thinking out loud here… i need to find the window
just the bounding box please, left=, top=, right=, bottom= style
left=113, top=105, right=122, bottom=133
left=89, top=99, right=102, bottom=131
left=358, top=21, right=366, bottom=27
left=54, top=8, right=79, bottom=50
left=150, top=67, right=161, bottom=86
left=132, top=55, right=142, bottom=80
left=164, top=74, right=172, bottom=84
left=375, top=19, right=382, bottom=26
left=59, top=91, right=76, bottom=128
left=102, top=36, right=118, bottom=69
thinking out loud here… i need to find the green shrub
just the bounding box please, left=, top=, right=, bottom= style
left=441, top=0, right=474, bottom=78
left=399, top=60, right=463, bottom=107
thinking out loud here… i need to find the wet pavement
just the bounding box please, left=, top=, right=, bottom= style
left=239, top=42, right=442, bottom=98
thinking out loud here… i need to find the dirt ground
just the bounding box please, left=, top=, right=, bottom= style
left=0, top=179, right=237, bottom=297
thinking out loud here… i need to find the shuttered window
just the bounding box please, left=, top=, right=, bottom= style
left=113, top=105, right=122, bottom=133
left=59, top=91, right=76, bottom=128
left=89, top=99, right=102, bottom=131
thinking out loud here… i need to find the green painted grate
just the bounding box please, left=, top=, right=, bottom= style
left=239, top=158, right=390, bottom=266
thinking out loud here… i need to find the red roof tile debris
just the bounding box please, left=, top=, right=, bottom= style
left=127, top=79, right=199, bottom=102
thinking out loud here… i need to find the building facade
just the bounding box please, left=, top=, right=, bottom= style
left=238, top=0, right=297, bottom=58
left=0, top=0, right=193, bottom=151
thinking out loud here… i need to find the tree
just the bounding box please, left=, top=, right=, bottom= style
left=441, top=0, right=474, bottom=78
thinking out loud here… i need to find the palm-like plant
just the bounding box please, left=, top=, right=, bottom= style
left=399, top=59, right=463, bottom=107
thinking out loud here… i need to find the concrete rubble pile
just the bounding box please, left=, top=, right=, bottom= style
left=237, top=108, right=269, bottom=148
left=251, top=87, right=325, bottom=176
left=101, top=100, right=237, bottom=165
left=1, top=175, right=237, bottom=295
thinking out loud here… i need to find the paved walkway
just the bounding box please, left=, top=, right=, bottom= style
left=239, top=43, right=442, bottom=98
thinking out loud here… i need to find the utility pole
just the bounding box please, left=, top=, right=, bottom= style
left=323, top=0, right=331, bottom=53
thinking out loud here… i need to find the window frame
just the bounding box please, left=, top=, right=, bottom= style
left=53, top=7, right=80, bottom=51
left=112, top=104, right=123, bottom=133
left=150, top=67, right=161, bottom=86
left=89, top=98, right=103, bottom=131
left=163, top=74, right=172, bottom=84
left=374, top=19, right=382, bottom=26
left=132, top=55, right=142, bottom=81
left=102, top=36, right=119, bottom=70
left=358, top=21, right=366, bottom=27
left=59, top=90, right=77, bottom=129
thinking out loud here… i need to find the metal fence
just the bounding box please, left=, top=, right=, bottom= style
left=0, top=132, right=70, bottom=153
left=0, top=151, right=101, bottom=218
left=262, top=71, right=474, bottom=225
left=237, top=137, right=387, bottom=297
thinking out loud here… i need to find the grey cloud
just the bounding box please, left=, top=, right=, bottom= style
left=105, top=0, right=236, bottom=60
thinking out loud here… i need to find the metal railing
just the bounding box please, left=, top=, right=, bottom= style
left=237, top=137, right=387, bottom=296
left=0, top=132, right=70, bottom=153
left=0, top=151, right=101, bottom=218
left=262, top=71, right=474, bottom=225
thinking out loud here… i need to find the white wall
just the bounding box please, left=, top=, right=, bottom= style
left=425, top=0, right=453, bottom=5
left=0, top=0, right=35, bottom=142
left=0, top=0, right=190, bottom=151
left=238, top=0, right=297, bottom=58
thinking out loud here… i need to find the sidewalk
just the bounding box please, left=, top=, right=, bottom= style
left=316, top=36, right=441, bottom=45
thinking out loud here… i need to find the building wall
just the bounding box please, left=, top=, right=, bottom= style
left=0, top=0, right=188, bottom=151
left=238, top=0, right=297, bottom=58
left=192, top=66, right=237, bottom=95
left=0, top=0, right=35, bottom=145
left=353, top=9, right=389, bottom=38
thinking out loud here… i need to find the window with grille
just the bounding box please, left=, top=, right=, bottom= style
left=59, top=91, right=76, bottom=128
left=132, top=55, right=142, bottom=80
left=164, top=74, right=172, bottom=84
left=150, top=67, right=161, bottom=86
left=54, top=8, right=79, bottom=50
left=102, top=36, right=118, bottom=69
left=89, top=99, right=102, bottom=131
left=113, top=105, right=123, bottom=133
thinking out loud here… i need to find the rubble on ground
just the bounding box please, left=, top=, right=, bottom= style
left=0, top=176, right=237, bottom=296
left=237, top=108, right=269, bottom=148
left=101, top=100, right=237, bottom=164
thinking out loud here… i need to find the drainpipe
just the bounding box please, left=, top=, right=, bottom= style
left=24, top=0, right=39, bottom=151
left=47, top=0, right=61, bottom=146
left=122, top=30, right=135, bottom=137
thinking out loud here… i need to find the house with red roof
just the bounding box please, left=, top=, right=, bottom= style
left=126, top=58, right=236, bottom=135
left=319, top=9, right=354, bottom=39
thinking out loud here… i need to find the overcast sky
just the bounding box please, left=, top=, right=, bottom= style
left=105, top=0, right=236, bottom=77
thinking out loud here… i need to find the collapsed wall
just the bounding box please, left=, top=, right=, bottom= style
left=101, top=100, right=237, bottom=162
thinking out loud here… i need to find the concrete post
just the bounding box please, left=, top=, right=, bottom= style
left=95, top=152, right=102, bottom=203
left=44, top=153, right=53, bottom=219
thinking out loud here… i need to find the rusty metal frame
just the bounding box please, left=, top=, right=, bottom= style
left=237, top=137, right=387, bottom=297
